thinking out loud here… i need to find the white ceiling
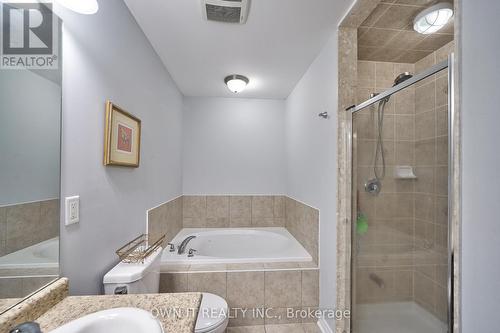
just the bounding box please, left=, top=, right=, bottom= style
left=124, top=0, right=352, bottom=99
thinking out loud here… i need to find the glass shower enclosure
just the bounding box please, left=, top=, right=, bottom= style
left=350, top=56, right=454, bottom=333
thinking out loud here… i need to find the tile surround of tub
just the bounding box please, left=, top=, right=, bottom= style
left=147, top=196, right=183, bottom=245
left=149, top=195, right=319, bottom=264
left=0, top=276, right=57, bottom=301
left=161, top=261, right=318, bottom=274
left=160, top=268, right=319, bottom=328
left=284, top=198, right=319, bottom=264
left=182, top=195, right=286, bottom=228
left=152, top=195, right=319, bottom=328
left=0, top=199, right=59, bottom=256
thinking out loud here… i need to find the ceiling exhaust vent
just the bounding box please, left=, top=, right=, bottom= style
left=202, top=0, right=249, bottom=24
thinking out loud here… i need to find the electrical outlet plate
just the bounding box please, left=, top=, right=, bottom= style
left=65, top=196, right=80, bottom=225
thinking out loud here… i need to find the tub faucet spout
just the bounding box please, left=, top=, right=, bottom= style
left=178, top=236, right=196, bottom=255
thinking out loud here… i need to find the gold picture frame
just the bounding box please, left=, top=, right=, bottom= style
left=104, top=101, right=141, bottom=167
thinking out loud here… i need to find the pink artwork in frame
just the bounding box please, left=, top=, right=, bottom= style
left=104, top=101, right=141, bottom=167
left=117, top=123, right=133, bottom=153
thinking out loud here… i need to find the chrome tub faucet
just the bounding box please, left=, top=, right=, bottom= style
left=177, top=236, right=196, bottom=254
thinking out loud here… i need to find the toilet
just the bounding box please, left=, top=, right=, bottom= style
left=195, top=293, right=229, bottom=333
left=103, top=248, right=228, bottom=333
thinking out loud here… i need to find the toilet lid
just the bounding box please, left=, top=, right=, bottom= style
left=195, top=293, right=228, bottom=333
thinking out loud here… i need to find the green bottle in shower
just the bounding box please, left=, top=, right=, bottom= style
left=355, top=190, right=369, bottom=235
left=356, top=213, right=369, bottom=235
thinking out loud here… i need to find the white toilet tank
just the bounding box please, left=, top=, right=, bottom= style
left=103, top=247, right=162, bottom=295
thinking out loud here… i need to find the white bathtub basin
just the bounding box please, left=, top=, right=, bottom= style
left=162, top=227, right=312, bottom=265
left=49, top=308, right=163, bottom=333
left=0, top=237, right=59, bottom=270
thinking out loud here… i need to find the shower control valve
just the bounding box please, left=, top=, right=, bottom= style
left=365, top=178, right=382, bottom=195
left=188, top=249, right=197, bottom=257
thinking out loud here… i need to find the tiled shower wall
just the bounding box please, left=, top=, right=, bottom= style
left=355, top=60, right=416, bottom=304
left=412, top=41, right=453, bottom=322
left=0, top=199, right=59, bottom=256
left=147, top=195, right=319, bottom=263
left=354, top=41, right=453, bottom=322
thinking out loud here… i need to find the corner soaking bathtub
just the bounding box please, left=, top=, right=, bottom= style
left=161, top=228, right=312, bottom=265
left=0, top=237, right=59, bottom=271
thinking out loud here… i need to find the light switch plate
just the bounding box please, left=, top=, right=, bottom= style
left=65, top=196, right=80, bottom=226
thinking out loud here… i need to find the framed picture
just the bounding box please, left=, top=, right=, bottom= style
left=103, top=101, right=141, bottom=167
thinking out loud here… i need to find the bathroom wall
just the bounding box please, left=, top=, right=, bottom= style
left=461, top=1, right=500, bottom=331
left=57, top=0, right=184, bottom=295
left=285, top=32, right=339, bottom=326
left=0, top=70, right=61, bottom=205
left=182, top=97, right=286, bottom=195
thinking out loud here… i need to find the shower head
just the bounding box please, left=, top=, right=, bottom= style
left=369, top=72, right=413, bottom=103
left=393, top=72, right=413, bottom=86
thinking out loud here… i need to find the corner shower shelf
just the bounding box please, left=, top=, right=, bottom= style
left=394, top=166, right=417, bottom=180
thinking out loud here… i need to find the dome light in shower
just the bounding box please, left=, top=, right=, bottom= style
left=224, top=75, right=249, bottom=93
left=55, top=0, right=99, bottom=15
left=413, top=2, right=453, bottom=34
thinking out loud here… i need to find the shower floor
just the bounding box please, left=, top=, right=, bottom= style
left=355, top=302, right=447, bottom=333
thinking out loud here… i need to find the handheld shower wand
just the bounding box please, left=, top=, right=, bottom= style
left=364, top=72, right=413, bottom=196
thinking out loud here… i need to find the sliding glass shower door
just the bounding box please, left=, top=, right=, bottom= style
left=351, top=59, right=452, bottom=333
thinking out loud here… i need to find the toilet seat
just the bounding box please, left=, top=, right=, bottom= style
left=195, top=293, right=229, bottom=333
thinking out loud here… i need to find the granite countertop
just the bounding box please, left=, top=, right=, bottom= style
left=36, top=293, right=202, bottom=333
left=0, top=298, right=21, bottom=314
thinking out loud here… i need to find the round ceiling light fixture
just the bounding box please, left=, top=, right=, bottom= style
left=413, top=2, right=453, bottom=34
left=224, top=75, right=249, bottom=93
left=55, top=0, right=99, bottom=15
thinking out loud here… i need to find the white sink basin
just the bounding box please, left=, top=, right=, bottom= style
left=49, top=307, right=163, bottom=333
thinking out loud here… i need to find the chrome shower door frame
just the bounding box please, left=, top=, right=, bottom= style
left=348, top=54, right=456, bottom=333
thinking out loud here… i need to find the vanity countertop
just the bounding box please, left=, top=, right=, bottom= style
left=36, top=293, right=202, bottom=333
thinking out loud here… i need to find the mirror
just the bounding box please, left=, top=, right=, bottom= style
left=0, top=15, right=62, bottom=312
